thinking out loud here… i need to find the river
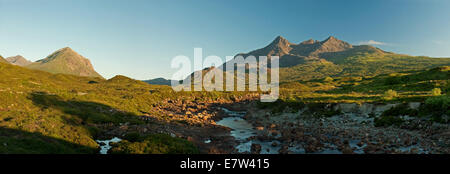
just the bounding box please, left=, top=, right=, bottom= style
left=216, top=108, right=429, bottom=154
left=96, top=137, right=121, bottom=154
left=216, top=108, right=281, bottom=154
left=94, top=108, right=428, bottom=154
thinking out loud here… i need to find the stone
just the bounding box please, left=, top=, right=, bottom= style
left=342, top=146, right=354, bottom=154
left=251, top=144, right=262, bottom=154
left=278, top=145, right=289, bottom=154
left=270, top=124, right=277, bottom=129
left=357, top=141, right=364, bottom=147
left=271, top=142, right=278, bottom=147
left=119, top=125, right=128, bottom=131
left=271, top=131, right=279, bottom=137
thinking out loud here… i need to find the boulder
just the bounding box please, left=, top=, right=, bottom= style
left=251, top=144, right=262, bottom=154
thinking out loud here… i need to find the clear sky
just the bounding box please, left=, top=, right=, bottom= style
left=1, top=0, right=450, bottom=80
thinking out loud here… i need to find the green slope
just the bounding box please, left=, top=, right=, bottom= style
left=277, top=65, right=450, bottom=104
left=0, top=62, right=190, bottom=153
left=280, top=53, right=450, bottom=82
left=347, top=66, right=450, bottom=93
left=280, top=59, right=343, bottom=82
left=322, top=46, right=450, bottom=78
left=0, top=62, right=243, bottom=153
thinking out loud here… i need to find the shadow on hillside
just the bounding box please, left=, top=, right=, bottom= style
left=28, top=91, right=142, bottom=129
left=26, top=91, right=253, bottom=154
left=0, top=126, right=97, bottom=154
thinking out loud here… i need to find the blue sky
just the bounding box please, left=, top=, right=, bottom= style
left=1, top=0, right=450, bottom=80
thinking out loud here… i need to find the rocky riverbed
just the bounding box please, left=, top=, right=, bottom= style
left=240, top=102, right=450, bottom=154
left=216, top=108, right=281, bottom=154
left=94, top=96, right=450, bottom=154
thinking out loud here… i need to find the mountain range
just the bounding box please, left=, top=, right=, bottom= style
left=172, top=36, right=450, bottom=85
left=1, top=47, right=103, bottom=78
left=237, top=36, right=366, bottom=68
left=3, top=36, right=450, bottom=84
left=143, top=78, right=174, bottom=86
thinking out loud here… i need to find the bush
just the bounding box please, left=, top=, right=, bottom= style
left=384, top=76, right=400, bottom=85
left=256, top=99, right=306, bottom=114
left=374, top=115, right=404, bottom=127
left=383, top=89, right=398, bottom=100
left=110, top=134, right=199, bottom=154
left=424, top=95, right=450, bottom=112
left=307, top=103, right=341, bottom=117
left=431, top=88, right=442, bottom=96
left=124, top=132, right=141, bottom=142
left=323, top=77, right=334, bottom=83
left=421, top=95, right=450, bottom=123
left=374, top=104, right=416, bottom=127
left=381, top=104, right=418, bottom=117
left=445, top=82, right=450, bottom=95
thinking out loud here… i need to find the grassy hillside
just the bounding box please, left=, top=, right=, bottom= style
left=258, top=66, right=450, bottom=123
left=280, top=60, right=342, bottom=82
left=277, top=66, right=450, bottom=104
left=0, top=61, right=248, bottom=153
left=338, top=66, right=450, bottom=94
left=0, top=63, right=178, bottom=153
left=279, top=53, right=450, bottom=82
left=333, top=52, right=450, bottom=77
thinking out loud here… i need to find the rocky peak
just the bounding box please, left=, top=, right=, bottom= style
left=27, top=47, right=103, bottom=78
left=37, top=47, right=80, bottom=63
left=310, top=36, right=353, bottom=55
left=320, top=36, right=351, bottom=46
left=322, top=36, right=337, bottom=42
left=300, top=39, right=318, bottom=45
left=262, top=36, right=295, bottom=56
left=6, top=55, right=32, bottom=66
left=268, top=36, right=293, bottom=47
left=55, top=47, right=78, bottom=56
